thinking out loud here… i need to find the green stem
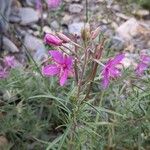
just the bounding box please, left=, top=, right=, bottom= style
left=85, top=0, right=89, bottom=22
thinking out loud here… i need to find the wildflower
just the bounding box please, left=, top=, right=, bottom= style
left=36, top=0, right=42, bottom=11
left=47, top=0, right=61, bottom=8
left=42, top=50, right=73, bottom=86
left=0, top=68, right=8, bottom=79
left=102, top=54, right=125, bottom=89
left=44, top=33, right=63, bottom=46
left=4, top=56, right=15, bottom=68
left=136, top=55, right=150, bottom=76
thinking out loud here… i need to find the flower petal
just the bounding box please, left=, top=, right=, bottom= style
left=42, top=64, right=60, bottom=76
left=0, top=68, right=8, bottom=79
left=141, top=55, right=150, bottom=64
left=59, top=69, right=68, bottom=86
left=109, top=67, right=121, bottom=78
left=64, top=56, right=73, bottom=69
left=49, top=50, right=64, bottom=64
left=111, top=54, right=125, bottom=66
left=102, top=69, right=110, bottom=89
left=136, top=63, right=148, bottom=76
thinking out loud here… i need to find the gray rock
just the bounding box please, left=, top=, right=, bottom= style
left=50, top=20, right=59, bottom=30
left=69, top=4, right=83, bottom=13
left=24, top=34, right=46, bottom=62
left=68, top=22, right=84, bottom=36
left=11, top=7, right=40, bottom=25
left=110, top=36, right=125, bottom=51
left=2, top=36, right=19, bottom=53
left=9, top=15, right=21, bottom=23
left=0, top=0, right=12, bottom=32
left=26, top=0, right=35, bottom=7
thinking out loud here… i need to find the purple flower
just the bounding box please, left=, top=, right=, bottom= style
left=36, top=0, right=42, bottom=11
left=4, top=56, right=15, bottom=68
left=47, top=0, right=61, bottom=8
left=0, top=68, right=8, bottom=79
left=136, top=55, right=150, bottom=76
left=102, top=54, right=125, bottom=89
left=42, top=50, right=73, bottom=86
left=44, top=33, right=63, bottom=46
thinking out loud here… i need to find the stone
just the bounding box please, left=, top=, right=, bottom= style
left=116, top=18, right=141, bottom=41
left=132, top=9, right=149, bottom=18
left=50, top=20, right=60, bottom=30
left=121, top=53, right=137, bottom=68
left=68, top=22, right=84, bottom=36
left=2, top=36, right=19, bottom=53
left=0, top=136, right=9, bottom=149
left=26, top=0, right=35, bottom=6
left=112, top=4, right=121, bottom=12
left=69, top=4, right=83, bottom=13
left=110, top=36, right=125, bottom=51
left=9, top=15, right=21, bottom=23
left=42, top=26, right=52, bottom=34
left=61, top=14, right=72, bottom=25
left=0, top=0, right=12, bottom=32
left=18, top=8, right=39, bottom=25
left=24, top=34, right=46, bottom=62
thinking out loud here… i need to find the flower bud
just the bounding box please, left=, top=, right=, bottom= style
left=81, top=23, right=91, bottom=42
left=44, top=33, right=63, bottom=46
left=91, top=27, right=101, bottom=39
left=57, top=32, right=71, bottom=43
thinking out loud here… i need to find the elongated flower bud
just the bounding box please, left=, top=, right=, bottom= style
left=81, top=23, right=91, bottom=42
left=44, top=33, right=63, bottom=46
left=91, top=27, right=101, bottom=39
left=57, top=32, right=71, bottom=43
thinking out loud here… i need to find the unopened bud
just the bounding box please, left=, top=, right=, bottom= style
left=91, top=27, right=101, bottom=39
left=44, top=33, right=63, bottom=46
left=57, top=32, right=71, bottom=43
left=81, top=23, right=91, bottom=42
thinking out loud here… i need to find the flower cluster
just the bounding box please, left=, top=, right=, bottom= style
left=0, top=56, right=16, bottom=79
left=42, top=32, right=150, bottom=89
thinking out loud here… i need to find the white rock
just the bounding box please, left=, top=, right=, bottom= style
left=43, top=26, right=52, bottom=33
left=116, top=18, right=140, bottom=41
left=69, top=4, right=83, bottom=13
left=68, top=22, right=84, bottom=36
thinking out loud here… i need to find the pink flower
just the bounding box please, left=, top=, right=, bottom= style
left=0, top=68, right=8, bottom=79
left=102, top=54, right=125, bottom=89
left=47, top=0, right=61, bottom=8
left=136, top=55, right=150, bottom=76
left=42, top=50, right=73, bottom=86
left=4, top=56, right=15, bottom=68
left=44, top=33, right=63, bottom=46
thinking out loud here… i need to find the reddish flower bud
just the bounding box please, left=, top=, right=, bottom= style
left=91, top=27, right=101, bottom=39
left=44, top=33, right=63, bottom=46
